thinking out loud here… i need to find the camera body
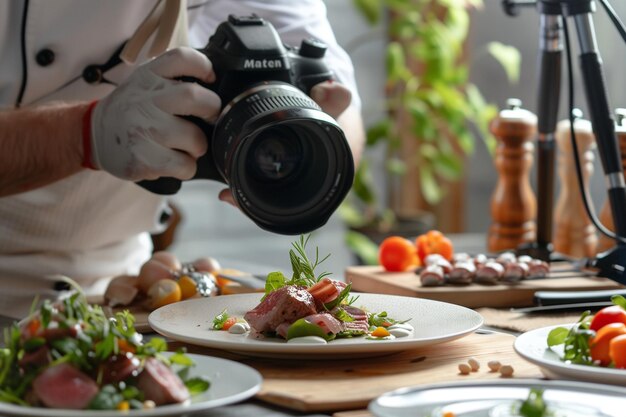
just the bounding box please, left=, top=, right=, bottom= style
left=139, top=15, right=355, bottom=235
left=203, top=14, right=334, bottom=106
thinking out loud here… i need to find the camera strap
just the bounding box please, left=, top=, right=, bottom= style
left=120, top=0, right=190, bottom=65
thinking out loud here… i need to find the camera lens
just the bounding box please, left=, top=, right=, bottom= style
left=248, top=127, right=302, bottom=182
left=211, top=82, right=354, bottom=235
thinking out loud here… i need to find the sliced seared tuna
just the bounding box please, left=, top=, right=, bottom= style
left=301, top=313, right=343, bottom=335
left=136, top=357, right=190, bottom=405
left=331, top=305, right=369, bottom=334
left=32, top=363, right=99, bottom=409
left=244, top=286, right=317, bottom=333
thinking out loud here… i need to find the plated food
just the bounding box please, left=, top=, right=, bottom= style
left=0, top=293, right=209, bottom=411
left=150, top=236, right=482, bottom=358
left=368, top=379, right=626, bottom=417
left=514, top=296, right=626, bottom=386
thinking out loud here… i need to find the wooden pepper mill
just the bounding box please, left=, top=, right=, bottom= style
left=553, top=111, right=598, bottom=258
left=487, top=99, right=538, bottom=252
left=597, top=108, right=626, bottom=253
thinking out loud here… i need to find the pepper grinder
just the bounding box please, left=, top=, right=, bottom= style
left=553, top=111, right=597, bottom=258
left=487, top=99, right=538, bottom=253
left=597, top=109, right=626, bottom=253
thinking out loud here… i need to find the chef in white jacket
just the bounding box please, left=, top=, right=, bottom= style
left=0, top=0, right=364, bottom=318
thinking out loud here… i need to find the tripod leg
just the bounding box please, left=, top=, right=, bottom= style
left=570, top=11, right=626, bottom=282
left=517, top=11, right=563, bottom=261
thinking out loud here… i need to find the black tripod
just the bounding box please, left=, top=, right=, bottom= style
left=503, top=0, right=626, bottom=284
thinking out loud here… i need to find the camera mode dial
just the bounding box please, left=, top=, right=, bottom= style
left=299, top=38, right=327, bottom=59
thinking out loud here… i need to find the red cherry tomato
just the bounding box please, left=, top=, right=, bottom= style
left=590, top=305, right=626, bottom=331
left=379, top=236, right=419, bottom=272
left=415, top=230, right=454, bottom=263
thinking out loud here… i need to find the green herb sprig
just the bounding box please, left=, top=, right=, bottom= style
left=262, top=234, right=331, bottom=298
left=547, top=311, right=594, bottom=365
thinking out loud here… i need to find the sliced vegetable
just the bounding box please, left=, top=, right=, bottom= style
left=286, top=318, right=335, bottom=341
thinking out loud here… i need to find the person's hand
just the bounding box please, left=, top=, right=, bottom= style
left=86, top=47, right=221, bottom=181
left=309, top=80, right=352, bottom=119
left=218, top=80, right=352, bottom=207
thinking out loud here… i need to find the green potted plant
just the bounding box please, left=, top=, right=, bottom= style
left=342, top=0, right=521, bottom=264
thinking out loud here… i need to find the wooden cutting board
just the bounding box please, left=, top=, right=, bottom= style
left=346, top=262, right=624, bottom=308
left=172, top=331, right=543, bottom=413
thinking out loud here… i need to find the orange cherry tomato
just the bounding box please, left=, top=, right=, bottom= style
left=590, top=305, right=626, bottom=331
left=590, top=322, right=626, bottom=366
left=415, top=230, right=454, bottom=263
left=379, top=236, right=419, bottom=272
left=609, top=334, right=626, bottom=368
left=221, top=317, right=238, bottom=331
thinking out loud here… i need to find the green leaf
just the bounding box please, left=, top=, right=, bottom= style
left=419, top=164, right=442, bottom=204
left=169, top=352, right=195, bottom=367
left=345, top=230, right=379, bottom=266
left=487, top=41, right=521, bottom=84
left=352, top=0, right=381, bottom=24
left=264, top=272, right=287, bottom=296
left=185, top=377, right=211, bottom=396
left=337, top=201, right=368, bottom=228
left=547, top=327, right=569, bottom=347
left=366, top=120, right=391, bottom=146
left=519, top=388, right=547, bottom=417
left=433, top=151, right=463, bottom=180
left=386, top=42, right=407, bottom=82
left=612, top=295, right=626, bottom=310
left=352, top=160, right=377, bottom=205
left=385, top=157, right=407, bottom=176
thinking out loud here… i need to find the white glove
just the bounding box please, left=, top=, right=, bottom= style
left=87, top=47, right=221, bottom=181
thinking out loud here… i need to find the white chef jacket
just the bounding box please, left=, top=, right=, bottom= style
left=0, top=0, right=360, bottom=318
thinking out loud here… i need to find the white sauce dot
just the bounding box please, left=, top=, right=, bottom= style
left=387, top=323, right=414, bottom=338
left=287, top=336, right=328, bottom=344
left=228, top=322, right=250, bottom=334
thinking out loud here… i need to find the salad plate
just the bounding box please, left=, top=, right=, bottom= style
left=368, top=379, right=626, bottom=417
left=148, top=293, right=483, bottom=359
left=514, top=324, right=626, bottom=386
left=0, top=353, right=262, bottom=417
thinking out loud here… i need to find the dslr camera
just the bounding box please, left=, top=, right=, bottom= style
left=139, top=15, right=355, bottom=235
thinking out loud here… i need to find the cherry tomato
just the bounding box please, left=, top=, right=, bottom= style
left=590, top=305, right=626, bottom=331
left=609, top=334, right=626, bottom=368
left=379, top=236, right=419, bottom=272
left=590, top=322, right=626, bottom=366
left=415, top=230, right=454, bottom=263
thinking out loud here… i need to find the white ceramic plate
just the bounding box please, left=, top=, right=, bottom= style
left=514, top=324, right=626, bottom=386
left=0, top=353, right=262, bottom=417
left=148, top=293, right=483, bottom=359
left=369, top=379, right=626, bottom=417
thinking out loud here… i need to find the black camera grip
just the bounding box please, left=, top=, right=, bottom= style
left=136, top=177, right=183, bottom=195
left=135, top=116, right=223, bottom=195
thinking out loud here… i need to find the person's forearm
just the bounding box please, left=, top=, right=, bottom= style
left=337, top=105, right=365, bottom=167
left=0, top=102, right=88, bottom=197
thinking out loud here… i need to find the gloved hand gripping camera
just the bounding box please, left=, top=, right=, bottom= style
left=138, top=15, right=355, bottom=235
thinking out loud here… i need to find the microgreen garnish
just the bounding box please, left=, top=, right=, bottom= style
left=212, top=309, right=230, bottom=330
left=547, top=310, right=594, bottom=365
left=0, top=290, right=208, bottom=409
